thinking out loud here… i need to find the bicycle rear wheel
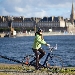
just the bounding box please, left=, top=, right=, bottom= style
left=22, top=54, right=35, bottom=67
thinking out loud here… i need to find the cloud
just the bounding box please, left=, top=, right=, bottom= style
left=0, top=8, right=9, bottom=15
left=0, top=0, right=75, bottom=18
left=15, top=7, right=24, bottom=13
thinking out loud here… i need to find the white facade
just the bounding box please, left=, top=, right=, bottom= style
left=60, top=21, right=65, bottom=27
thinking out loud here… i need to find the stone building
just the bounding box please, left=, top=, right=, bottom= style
left=70, top=1, right=75, bottom=24
left=0, top=1, right=75, bottom=33
left=37, top=16, right=66, bottom=32
left=0, top=16, right=67, bottom=32
left=66, top=1, right=75, bottom=33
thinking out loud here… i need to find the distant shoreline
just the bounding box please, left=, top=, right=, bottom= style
left=0, top=32, right=75, bottom=37
left=16, top=32, right=75, bottom=37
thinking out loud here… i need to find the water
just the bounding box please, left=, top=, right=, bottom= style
left=0, top=35, right=75, bottom=67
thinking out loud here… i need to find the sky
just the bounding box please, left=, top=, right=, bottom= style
left=0, top=0, right=75, bottom=19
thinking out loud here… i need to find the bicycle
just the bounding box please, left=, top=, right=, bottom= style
left=22, top=44, right=63, bottom=71
left=0, top=44, right=63, bottom=72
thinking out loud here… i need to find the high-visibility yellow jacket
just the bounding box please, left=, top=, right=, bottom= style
left=32, top=33, right=47, bottom=50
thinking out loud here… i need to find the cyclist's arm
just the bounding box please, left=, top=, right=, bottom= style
left=36, top=35, right=47, bottom=45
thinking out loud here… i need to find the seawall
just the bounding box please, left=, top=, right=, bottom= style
left=16, top=32, right=75, bottom=37
left=0, top=32, right=75, bottom=38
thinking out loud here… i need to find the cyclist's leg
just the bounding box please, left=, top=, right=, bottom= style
left=38, top=48, right=46, bottom=60
left=32, top=49, right=39, bottom=69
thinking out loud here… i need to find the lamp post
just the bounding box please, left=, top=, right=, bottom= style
left=8, top=17, right=13, bottom=30
left=34, top=23, right=36, bottom=33
left=34, top=18, right=38, bottom=33
left=8, top=17, right=14, bottom=36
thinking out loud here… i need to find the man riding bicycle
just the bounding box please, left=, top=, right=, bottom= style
left=32, top=28, right=50, bottom=69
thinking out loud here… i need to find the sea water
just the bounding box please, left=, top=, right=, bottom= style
left=0, top=35, right=75, bottom=67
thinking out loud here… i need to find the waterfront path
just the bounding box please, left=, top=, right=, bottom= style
left=0, top=63, right=75, bottom=75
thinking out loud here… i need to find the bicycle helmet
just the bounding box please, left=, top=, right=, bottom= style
left=37, top=28, right=43, bottom=33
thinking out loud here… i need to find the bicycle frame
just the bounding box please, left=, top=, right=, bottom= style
left=43, top=44, right=57, bottom=67
left=28, top=44, right=59, bottom=67
left=22, top=43, right=63, bottom=69
left=43, top=52, right=51, bottom=67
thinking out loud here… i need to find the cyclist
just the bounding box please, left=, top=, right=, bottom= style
left=32, top=28, right=50, bottom=69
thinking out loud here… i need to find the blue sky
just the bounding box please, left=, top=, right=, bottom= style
left=0, top=0, right=75, bottom=18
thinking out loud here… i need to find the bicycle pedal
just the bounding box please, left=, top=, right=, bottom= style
left=47, top=63, right=50, bottom=67
left=25, top=61, right=29, bottom=65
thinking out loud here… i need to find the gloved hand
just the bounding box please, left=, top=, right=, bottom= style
left=46, top=44, right=50, bottom=47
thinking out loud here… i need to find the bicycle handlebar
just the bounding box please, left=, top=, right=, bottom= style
left=48, top=44, right=57, bottom=52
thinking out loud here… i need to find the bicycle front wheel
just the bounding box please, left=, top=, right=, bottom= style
left=46, top=55, right=63, bottom=68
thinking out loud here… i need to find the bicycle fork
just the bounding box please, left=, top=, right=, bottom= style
left=43, top=53, right=50, bottom=67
